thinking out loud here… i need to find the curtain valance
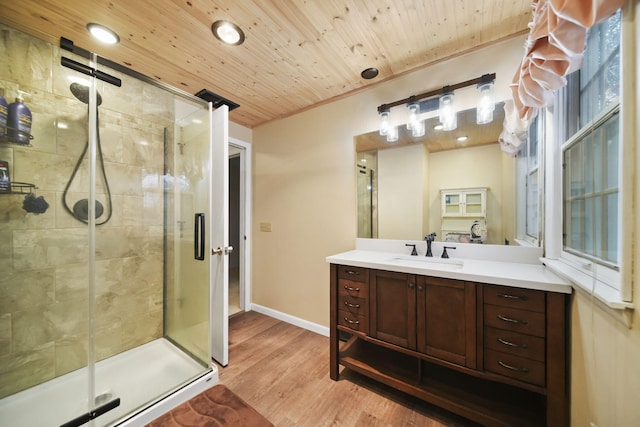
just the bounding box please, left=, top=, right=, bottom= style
left=499, top=0, right=624, bottom=155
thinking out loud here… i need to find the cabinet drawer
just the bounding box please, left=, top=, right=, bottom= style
left=484, top=327, right=545, bottom=362
left=338, top=310, right=368, bottom=334
left=484, top=304, right=546, bottom=338
left=485, top=349, right=545, bottom=387
left=338, top=265, right=369, bottom=283
left=483, top=284, right=545, bottom=313
left=338, top=294, right=368, bottom=317
left=338, top=279, right=369, bottom=299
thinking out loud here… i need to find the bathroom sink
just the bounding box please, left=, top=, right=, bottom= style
left=389, top=255, right=464, bottom=270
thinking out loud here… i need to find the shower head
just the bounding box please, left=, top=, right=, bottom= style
left=70, top=82, right=103, bottom=106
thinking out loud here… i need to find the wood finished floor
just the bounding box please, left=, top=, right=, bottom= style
left=216, top=311, right=481, bottom=427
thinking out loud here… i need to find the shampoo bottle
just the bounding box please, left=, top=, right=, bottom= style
left=0, top=89, right=7, bottom=139
left=7, top=90, right=32, bottom=145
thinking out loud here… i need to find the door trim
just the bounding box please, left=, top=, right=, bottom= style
left=229, top=137, right=251, bottom=312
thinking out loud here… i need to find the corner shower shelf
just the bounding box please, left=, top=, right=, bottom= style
left=0, top=181, right=36, bottom=195
left=1, top=126, right=35, bottom=146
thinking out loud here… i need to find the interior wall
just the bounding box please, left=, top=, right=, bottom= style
left=251, top=36, right=524, bottom=327
left=427, top=144, right=513, bottom=245
left=378, top=144, right=426, bottom=240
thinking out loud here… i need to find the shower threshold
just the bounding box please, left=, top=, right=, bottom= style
left=0, top=338, right=218, bottom=427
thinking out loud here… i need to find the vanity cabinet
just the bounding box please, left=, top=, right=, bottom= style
left=370, top=270, right=417, bottom=349
left=369, top=271, right=476, bottom=369
left=330, top=264, right=569, bottom=427
left=417, top=275, right=477, bottom=369
left=337, top=265, right=369, bottom=335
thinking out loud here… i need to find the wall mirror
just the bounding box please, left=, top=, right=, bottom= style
left=355, top=102, right=518, bottom=245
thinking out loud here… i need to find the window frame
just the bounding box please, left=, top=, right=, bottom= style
left=541, top=6, right=634, bottom=307
left=516, top=112, right=544, bottom=247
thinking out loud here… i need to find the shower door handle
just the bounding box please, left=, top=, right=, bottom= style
left=194, top=213, right=205, bottom=261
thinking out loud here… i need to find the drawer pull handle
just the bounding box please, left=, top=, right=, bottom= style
left=497, top=314, right=528, bottom=325
left=497, top=338, right=528, bottom=349
left=346, top=270, right=360, bottom=275
left=344, top=301, right=360, bottom=309
left=498, top=360, right=530, bottom=373
left=344, top=285, right=360, bottom=292
left=344, top=317, right=360, bottom=325
left=497, top=293, right=528, bottom=301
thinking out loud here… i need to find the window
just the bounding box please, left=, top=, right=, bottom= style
left=517, top=112, right=543, bottom=245
left=560, top=10, right=621, bottom=289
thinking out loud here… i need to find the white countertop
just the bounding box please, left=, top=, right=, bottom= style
left=326, top=249, right=572, bottom=294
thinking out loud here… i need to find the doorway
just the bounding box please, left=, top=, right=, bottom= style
left=228, top=139, right=251, bottom=316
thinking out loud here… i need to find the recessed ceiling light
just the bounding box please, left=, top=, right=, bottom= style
left=361, top=68, right=379, bottom=80
left=456, top=136, right=468, bottom=142
left=86, top=23, right=119, bottom=45
left=211, top=20, right=245, bottom=46
left=434, top=124, right=444, bottom=131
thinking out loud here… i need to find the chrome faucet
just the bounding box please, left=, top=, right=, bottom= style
left=424, top=233, right=436, bottom=257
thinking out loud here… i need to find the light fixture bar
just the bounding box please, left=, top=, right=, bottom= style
left=376, top=73, right=496, bottom=113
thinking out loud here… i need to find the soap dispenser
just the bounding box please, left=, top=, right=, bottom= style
left=7, top=90, right=32, bottom=145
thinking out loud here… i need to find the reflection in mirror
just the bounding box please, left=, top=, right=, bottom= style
left=355, top=103, right=517, bottom=245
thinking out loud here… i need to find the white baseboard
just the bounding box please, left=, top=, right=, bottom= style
left=250, top=304, right=330, bottom=337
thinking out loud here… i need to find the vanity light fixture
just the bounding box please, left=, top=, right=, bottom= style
left=407, top=99, right=427, bottom=137
left=406, top=100, right=419, bottom=131
left=376, top=73, right=496, bottom=136
left=211, top=20, right=245, bottom=46
left=378, top=110, right=390, bottom=136
left=439, top=92, right=457, bottom=131
left=411, top=119, right=425, bottom=138
left=86, top=23, right=120, bottom=45
left=476, top=77, right=495, bottom=124
left=386, top=125, right=399, bottom=143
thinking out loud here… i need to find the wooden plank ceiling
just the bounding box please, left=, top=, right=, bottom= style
left=0, top=1, right=531, bottom=129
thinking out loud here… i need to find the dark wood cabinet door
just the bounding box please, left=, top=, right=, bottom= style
left=369, top=270, right=417, bottom=350
left=417, top=276, right=476, bottom=368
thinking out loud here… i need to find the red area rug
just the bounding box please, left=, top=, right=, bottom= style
left=146, top=384, right=273, bottom=427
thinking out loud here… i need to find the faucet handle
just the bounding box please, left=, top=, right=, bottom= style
left=405, top=243, right=418, bottom=256
left=441, top=246, right=456, bottom=259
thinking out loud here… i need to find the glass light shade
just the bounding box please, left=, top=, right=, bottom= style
left=439, top=93, right=457, bottom=131
left=379, top=111, right=390, bottom=136
left=476, top=82, right=495, bottom=124
left=406, top=103, right=419, bottom=130
left=411, top=120, right=425, bottom=138
left=386, top=125, right=398, bottom=143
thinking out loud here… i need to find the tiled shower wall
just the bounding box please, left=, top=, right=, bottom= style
left=0, top=24, right=175, bottom=398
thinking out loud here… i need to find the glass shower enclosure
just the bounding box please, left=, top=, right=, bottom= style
left=0, top=24, right=219, bottom=426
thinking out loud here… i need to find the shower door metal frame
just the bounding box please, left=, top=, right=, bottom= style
left=57, top=37, right=226, bottom=426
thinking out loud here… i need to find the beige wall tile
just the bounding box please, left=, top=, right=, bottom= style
left=0, top=314, right=11, bottom=356
left=0, top=269, right=55, bottom=314
left=0, top=342, right=55, bottom=399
